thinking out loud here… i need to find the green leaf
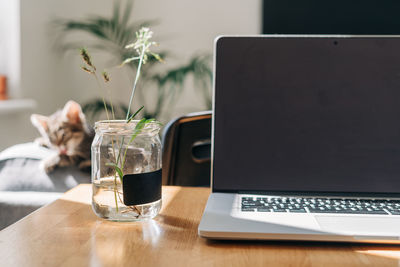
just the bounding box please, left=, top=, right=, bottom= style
left=105, top=162, right=124, bottom=182
left=127, top=118, right=160, bottom=147
left=128, top=118, right=146, bottom=143
left=150, top=52, right=163, bottom=63
left=127, top=106, right=144, bottom=123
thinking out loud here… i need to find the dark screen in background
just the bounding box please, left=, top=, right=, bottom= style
left=263, top=0, right=400, bottom=35
left=213, top=37, right=400, bottom=194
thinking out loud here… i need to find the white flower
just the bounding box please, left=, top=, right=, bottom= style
left=123, top=27, right=161, bottom=65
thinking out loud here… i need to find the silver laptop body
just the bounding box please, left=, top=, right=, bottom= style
left=198, top=35, right=400, bottom=243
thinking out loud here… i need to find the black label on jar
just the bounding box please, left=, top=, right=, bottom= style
left=122, top=169, right=162, bottom=206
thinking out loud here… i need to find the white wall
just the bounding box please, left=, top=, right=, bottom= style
left=0, top=0, right=20, bottom=98
left=0, top=0, right=261, bottom=149
left=0, top=0, right=33, bottom=150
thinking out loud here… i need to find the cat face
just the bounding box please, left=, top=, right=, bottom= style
left=31, top=101, right=91, bottom=156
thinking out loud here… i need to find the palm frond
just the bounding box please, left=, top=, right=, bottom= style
left=149, top=54, right=213, bottom=117
left=55, top=0, right=212, bottom=120
left=55, top=1, right=156, bottom=64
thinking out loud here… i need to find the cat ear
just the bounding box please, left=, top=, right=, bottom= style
left=62, top=100, right=85, bottom=125
left=31, top=114, right=49, bottom=136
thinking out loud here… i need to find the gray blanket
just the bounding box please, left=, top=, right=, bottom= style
left=0, top=142, right=91, bottom=229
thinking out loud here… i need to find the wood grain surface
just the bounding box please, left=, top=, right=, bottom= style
left=1, top=185, right=400, bottom=267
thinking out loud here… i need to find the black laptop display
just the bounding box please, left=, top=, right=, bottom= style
left=213, top=36, right=400, bottom=195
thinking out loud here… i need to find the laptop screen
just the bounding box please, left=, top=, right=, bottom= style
left=213, top=36, right=400, bottom=195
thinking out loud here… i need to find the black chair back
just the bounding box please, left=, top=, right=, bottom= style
left=162, top=111, right=212, bottom=186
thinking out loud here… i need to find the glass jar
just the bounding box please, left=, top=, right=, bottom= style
left=91, top=120, right=162, bottom=221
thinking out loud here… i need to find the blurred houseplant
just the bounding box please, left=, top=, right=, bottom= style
left=55, top=0, right=212, bottom=121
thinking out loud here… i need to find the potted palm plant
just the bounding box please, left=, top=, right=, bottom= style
left=55, top=0, right=212, bottom=122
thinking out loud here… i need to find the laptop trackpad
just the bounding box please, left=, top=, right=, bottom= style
left=316, top=216, right=400, bottom=236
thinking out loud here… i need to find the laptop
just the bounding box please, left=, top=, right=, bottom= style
left=198, top=35, right=400, bottom=243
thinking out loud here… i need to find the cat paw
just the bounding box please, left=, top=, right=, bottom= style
left=40, top=160, right=56, bottom=173
left=40, top=154, right=60, bottom=173
left=34, top=137, right=51, bottom=148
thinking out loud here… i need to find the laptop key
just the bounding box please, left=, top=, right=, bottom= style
left=257, top=208, right=272, bottom=212
left=308, top=209, right=338, bottom=213
left=288, top=209, right=306, bottom=213
left=241, top=208, right=256, bottom=212
left=272, top=209, right=287, bottom=212
left=308, top=208, right=389, bottom=215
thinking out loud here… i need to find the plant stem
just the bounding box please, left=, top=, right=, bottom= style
left=114, top=175, right=119, bottom=212
left=108, top=89, right=116, bottom=120
left=93, top=75, right=111, bottom=121
left=120, top=122, right=142, bottom=171
left=94, top=73, right=121, bottom=211
left=94, top=73, right=120, bottom=164
left=125, top=44, right=146, bottom=121
left=118, top=44, right=147, bottom=180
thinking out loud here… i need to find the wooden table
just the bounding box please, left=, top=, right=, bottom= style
left=1, top=185, right=400, bottom=266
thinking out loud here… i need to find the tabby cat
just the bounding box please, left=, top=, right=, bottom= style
left=31, top=101, right=94, bottom=173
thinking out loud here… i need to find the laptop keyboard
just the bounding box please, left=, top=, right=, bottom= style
left=241, top=197, right=400, bottom=215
